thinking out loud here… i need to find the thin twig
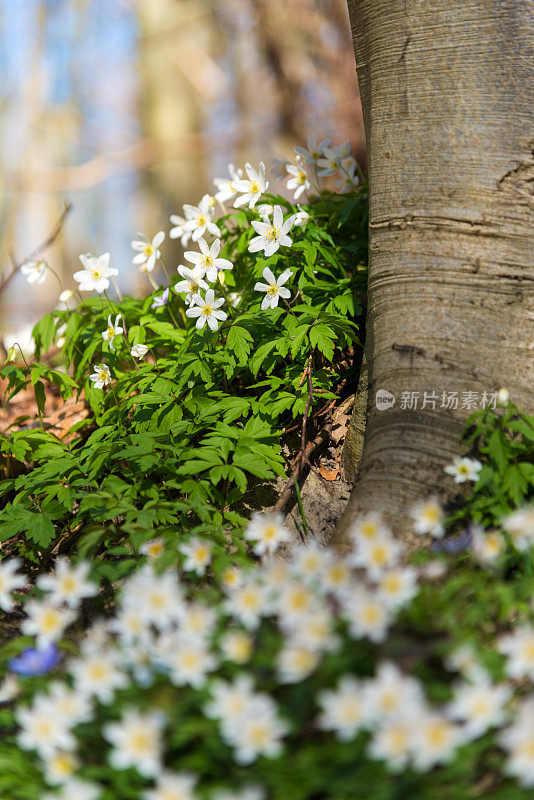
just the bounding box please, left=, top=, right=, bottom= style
left=0, top=203, right=72, bottom=297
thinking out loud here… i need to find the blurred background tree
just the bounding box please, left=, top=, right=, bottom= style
left=0, top=0, right=364, bottom=343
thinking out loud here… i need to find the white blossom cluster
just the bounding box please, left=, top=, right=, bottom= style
left=15, top=135, right=361, bottom=392
left=0, top=502, right=533, bottom=797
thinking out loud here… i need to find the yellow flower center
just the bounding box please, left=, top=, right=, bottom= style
left=144, top=245, right=153, bottom=256
left=60, top=575, right=76, bottom=594
left=107, top=327, right=115, bottom=338
left=249, top=181, right=259, bottom=194
left=266, top=283, right=279, bottom=296
left=194, top=545, right=209, bottom=562
left=362, top=605, right=380, bottom=625
left=202, top=305, right=213, bottom=316
left=41, top=609, right=60, bottom=633
left=424, top=506, right=441, bottom=523
left=131, top=731, right=153, bottom=753
left=197, top=215, right=206, bottom=226
left=91, top=269, right=102, bottom=280
left=88, top=663, right=106, bottom=681
left=148, top=542, right=164, bottom=557
left=297, top=171, right=307, bottom=184
left=266, top=226, right=279, bottom=241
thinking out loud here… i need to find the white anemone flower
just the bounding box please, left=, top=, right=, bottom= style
left=317, top=676, right=367, bottom=741
left=104, top=709, right=164, bottom=778
left=175, top=265, right=209, bottom=305
left=143, top=771, right=199, bottom=800
left=169, top=213, right=192, bottom=247
left=286, top=157, right=311, bottom=199
left=502, top=506, right=534, bottom=551
left=74, top=253, right=118, bottom=293
left=21, top=600, right=74, bottom=645
left=185, top=289, right=227, bottom=331
left=214, top=163, right=244, bottom=204
left=16, top=698, right=75, bottom=760
left=183, top=194, right=220, bottom=241
left=184, top=237, right=233, bottom=282
left=317, top=145, right=344, bottom=176
left=131, top=231, right=165, bottom=273
left=233, top=162, right=269, bottom=209
left=500, top=698, right=534, bottom=787
left=444, top=456, right=482, bottom=483
left=131, top=344, right=149, bottom=359
left=21, top=257, right=48, bottom=284
left=0, top=558, right=27, bottom=612
left=101, top=314, right=123, bottom=351
left=36, top=558, right=96, bottom=608
left=334, top=164, right=360, bottom=193
left=410, top=497, right=445, bottom=538
left=89, top=363, right=111, bottom=389
left=244, top=513, right=291, bottom=555
left=43, top=778, right=101, bottom=800
left=295, top=135, right=331, bottom=164
left=249, top=205, right=294, bottom=257
left=179, top=537, right=212, bottom=576
left=254, top=267, right=292, bottom=311
left=293, top=204, right=310, bottom=227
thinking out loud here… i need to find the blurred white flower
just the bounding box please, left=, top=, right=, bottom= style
left=0, top=558, right=27, bottom=612
left=410, top=497, right=445, bottom=538
left=144, top=771, right=199, bottom=800
left=244, top=513, right=291, bottom=556
left=502, top=506, right=534, bottom=551
left=295, top=135, right=331, bottom=164
left=21, top=600, right=74, bottom=646
left=21, top=257, right=48, bottom=284
left=37, top=558, right=95, bottom=608
left=214, top=163, right=244, bottom=204
left=179, top=538, right=212, bottom=576
left=104, top=709, right=164, bottom=777
left=286, top=157, right=310, bottom=199
left=169, top=213, right=192, bottom=247
left=317, top=676, right=367, bottom=741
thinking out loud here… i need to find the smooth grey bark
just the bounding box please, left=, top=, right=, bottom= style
left=335, top=0, right=534, bottom=546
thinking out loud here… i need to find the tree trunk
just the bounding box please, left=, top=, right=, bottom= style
left=335, top=0, right=534, bottom=547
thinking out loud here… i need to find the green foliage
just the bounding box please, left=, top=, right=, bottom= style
left=450, top=402, right=534, bottom=536
left=0, top=189, right=367, bottom=578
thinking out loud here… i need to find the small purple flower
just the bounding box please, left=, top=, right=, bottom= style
left=151, top=287, right=169, bottom=308
left=8, top=642, right=60, bottom=676
left=432, top=528, right=472, bottom=554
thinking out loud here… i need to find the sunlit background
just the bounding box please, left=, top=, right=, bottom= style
left=0, top=0, right=364, bottom=344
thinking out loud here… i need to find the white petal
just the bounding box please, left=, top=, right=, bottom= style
left=278, top=268, right=293, bottom=285
left=153, top=230, right=165, bottom=247
left=273, top=205, right=283, bottom=227
left=263, top=267, right=276, bottom=284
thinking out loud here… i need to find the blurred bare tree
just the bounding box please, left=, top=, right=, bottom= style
left=0, top=0, right=364, bottom=336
